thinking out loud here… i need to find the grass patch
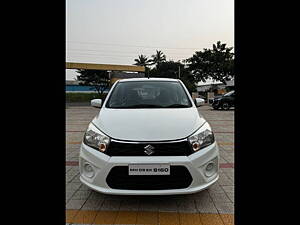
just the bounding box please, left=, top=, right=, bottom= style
left=66, top=92, right=107, bottom=102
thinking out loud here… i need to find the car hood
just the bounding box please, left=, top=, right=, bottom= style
left=92, top=108, right=206, bottom=141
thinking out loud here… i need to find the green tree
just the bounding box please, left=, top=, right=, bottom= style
left=134, top=54, right=151, bottom=67
left=134, top=54, right=151, bottom=76
left=186, top=41, right=234, bottom=84
left=76, top=69, right=110, bottom=96
left=150, top=50, right=166, bottom=67
left=150, top=60, right=196, bottom=93
left=149, top=60, right=178, bottom=79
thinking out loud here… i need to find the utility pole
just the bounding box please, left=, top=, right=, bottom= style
left=147, top=67, right=149, bottom=79
left=178, top=65, right=181, bottom=79
left=145, top=66, right=149, bottom=79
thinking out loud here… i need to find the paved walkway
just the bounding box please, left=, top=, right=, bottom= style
left=66, top=105, right=234, bottom=225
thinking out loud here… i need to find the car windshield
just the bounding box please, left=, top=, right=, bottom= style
left=224, top=90, right=234, bottom=97
left=106, top=81, right=192, bottom=108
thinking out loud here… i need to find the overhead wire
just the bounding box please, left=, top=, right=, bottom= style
left=67, top=40, right=201, bottom=50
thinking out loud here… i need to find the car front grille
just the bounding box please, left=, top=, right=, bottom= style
left=106, top=166, right=193, bottom=190
left=106, top=139, right=193, bottom=156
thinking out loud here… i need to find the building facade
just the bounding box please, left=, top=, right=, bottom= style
left=66, top=72, right=145, bottom=93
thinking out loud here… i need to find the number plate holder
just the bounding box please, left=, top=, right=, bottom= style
left=128, top=164, right=170, bottom=175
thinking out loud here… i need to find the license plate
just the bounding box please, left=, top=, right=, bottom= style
left=128, top=164, right=170, bottom=175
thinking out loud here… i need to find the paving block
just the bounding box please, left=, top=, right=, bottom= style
left=215, top=202, right=234, bottom=214
left=177, top=199, right=197, bottom=213
left=220, top=214, right=234, bottom=225
left=114, top=211, right=138, bottom=224
left=82, top=198, right=104, bottom=210
left=93, top=210, right=118, bottom=224
left=88, top=191, right=106, bottom=200
left=138, top=199, right=160, bottom=212
left=119, top=199, right=140, bottom=211
left=66, top=199, right=86, bottom=210
left=222, top=185, right=234, bottom=193
left=209, top=192, right=231, bottom=203
left=191, top=190, right=213, bottom=202
left=179, top=212, right=202, bottom=225
left=71, top=190, right=92, bottom=200
left=218, top=173, right=234, bottom=185
left=66, top=182, right=82, bottom=191
left=199, top=213, right=224, bottom=225
left=79, top=184, right=92, bottom=191
left=72, top=210, right=98, bottom=224
left=226, top=193, right=234, bottom=203
left=65, top=209, right=79, bottom=223
left=100, top=199, right=121, bottom=211
left=158, top=199, right=178, bottom=212
left=195, top=200, right=218, bottom=214
left=208, top=182, right=225, bottom=193
left=136, top=211, right=158, bottom=225
left=159, top=212, right=180, bottom=225
left=66, top=172, right=80, bottom=183
left=71, top=174, right=82, bottom=183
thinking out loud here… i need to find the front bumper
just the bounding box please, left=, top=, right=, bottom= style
left=79, top=142, right=219, bottom=195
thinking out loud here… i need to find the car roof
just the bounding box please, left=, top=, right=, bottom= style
left=118, top=78, right=180, bottom=83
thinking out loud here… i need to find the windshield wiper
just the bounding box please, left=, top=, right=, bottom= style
left=164, top=104, right=190, bottom=108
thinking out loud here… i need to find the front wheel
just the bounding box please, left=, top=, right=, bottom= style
left=221, top=102, right=230, bottom=110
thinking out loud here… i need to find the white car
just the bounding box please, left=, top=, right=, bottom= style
left=79, top=78, right=219, bottom=195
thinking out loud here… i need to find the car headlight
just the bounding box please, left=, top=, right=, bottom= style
left=83, top=123, right=110, bottom=152
left=188, top=122, right=215, bottom=152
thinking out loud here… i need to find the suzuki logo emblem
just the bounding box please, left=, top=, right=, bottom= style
left=144, top=145, right=155, bottom=155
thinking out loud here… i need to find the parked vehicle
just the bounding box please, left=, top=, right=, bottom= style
left=79, top=78, right=219, bottom=195
left=211, top=90, right=235, bottom=110
left=208, top=95, right=222, bottom=104
left=198, top=95, right=207, bottom=103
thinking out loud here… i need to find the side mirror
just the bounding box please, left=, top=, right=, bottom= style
left=91, top=99, right=102, bottom=108
left=194, top=98, right=205, bottom=107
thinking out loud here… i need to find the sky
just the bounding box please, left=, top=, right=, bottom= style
left=66, top=0, right=234, bottom=80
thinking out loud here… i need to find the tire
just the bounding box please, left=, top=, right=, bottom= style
left=212, top=105, right=219, bottom=110
left=221, top=102, right=230, bottom=110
